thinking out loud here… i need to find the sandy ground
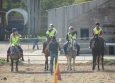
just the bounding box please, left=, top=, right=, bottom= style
left=0, top=41, right=115, bottom=83
left=0, top=63, right=115, bottom=83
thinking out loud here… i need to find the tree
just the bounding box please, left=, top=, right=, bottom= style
left=2, top=0, right=92, bottom=16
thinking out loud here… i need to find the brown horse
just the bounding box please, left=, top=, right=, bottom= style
left=44, top=37, right=52, bottom=71
left=91, top=34, right=105, bottom=71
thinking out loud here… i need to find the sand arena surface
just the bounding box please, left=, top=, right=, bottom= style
left=0, top=41, right=115, bottom=83
left=0, top=63, right=115, bottom=83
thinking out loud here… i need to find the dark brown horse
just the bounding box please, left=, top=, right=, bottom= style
left=91, top=34, right=105, bottom=71
left=9, top=45, right=21, bottom=72
left=44, top=37, right=52, bottom=71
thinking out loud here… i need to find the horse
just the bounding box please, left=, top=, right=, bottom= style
left=9, top=45, right=21, bottom=72
left=91, top=34, right=105, bottom=71
left=66, top=38, right=77, bottom=70
left=44, top=37, right=52, bottom=71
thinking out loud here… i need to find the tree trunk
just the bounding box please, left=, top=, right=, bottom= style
left=0, top=0, right=2, bottom=11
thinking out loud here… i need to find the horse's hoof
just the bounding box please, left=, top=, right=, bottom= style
left=44, top=69, right=46, bottom=71
left=22, top=58, right=24, bottom=61
left=11, top=70, right=13, bottom=72
left=7, top=59, right=9, bottom=62
left=98, top=69, right=100, bottom=71
left=92, top=68, right=94, bottom=71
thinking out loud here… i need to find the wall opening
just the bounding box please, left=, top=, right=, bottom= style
left=109, top=46, right=114, bottom=55
left=80, top=29, right=89, bottom=40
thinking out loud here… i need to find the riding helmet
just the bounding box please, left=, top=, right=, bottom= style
left=12, top=28, right=17, bottom=33
left=49, top=24, right=54, bottom=27
left=69, top=26, right=74, bottom=30
left=95, top=22, right=100, bottom=26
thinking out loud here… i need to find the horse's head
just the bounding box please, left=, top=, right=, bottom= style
left=10, top=45, right=19, bottom=56
left=46, top=37, right=52, bottom=44
left=68, top=38, right=77, bottom=51
left=10, top=45, right=16, bottom=55
left=92, top=34, right=99, bottom=48
left=93, top=34, right=99, bottom=42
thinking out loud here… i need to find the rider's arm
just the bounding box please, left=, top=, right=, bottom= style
left=99, top=30, right=102, bottom=36
left=46, top=30, right=49, bottom=38
left=18, top=36, right=20, bottom=45
left=92, top=29, right=94, bottom=35
left=54, top=31, right=56, bottom=35
left=73, top=31, right=77, bottom=39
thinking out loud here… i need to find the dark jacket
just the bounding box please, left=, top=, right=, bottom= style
left=49, top=39, right=59, bottom=54
left=33, top=38, right=38, bottom=44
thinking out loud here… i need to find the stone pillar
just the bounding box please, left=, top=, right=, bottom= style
left=25, top=0, right=41, bottom=37
left=0, top=0, right=2, bottom=11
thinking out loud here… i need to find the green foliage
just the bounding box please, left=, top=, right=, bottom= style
left=2, top=0, right=26, bottom=16
left=2, top=0, right=92, bottom=16
left=0, top=58, right=6, bottom=64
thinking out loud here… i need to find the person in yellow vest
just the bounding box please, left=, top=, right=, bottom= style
left=89, top=22, right=105, bottom=48
left=63, top=26, right=80, bottom=56
left=7, top=28, right=24, bottom=62
left=42, top=24, right=57, bottom=53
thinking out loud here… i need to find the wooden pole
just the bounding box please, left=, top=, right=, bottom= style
left=31, top=0, right=35, bottom=37
left=38, top=0, right=41, bottom=35
left=34, top=0, right=38, bottom=35
left=27, top=0, right=31, bottom=38
left=0, top=0, right=2, bottom=11
left=27, top=70, right=93, bottom=74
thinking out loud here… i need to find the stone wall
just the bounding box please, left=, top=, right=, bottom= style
left=48, top=0, right=110, bottom=40
left=69, top=0, right=115, bottom=42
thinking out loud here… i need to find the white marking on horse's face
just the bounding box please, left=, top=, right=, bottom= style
left=10, top=46, right=15, bottom=55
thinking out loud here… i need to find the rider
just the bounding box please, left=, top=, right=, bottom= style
left=89, top=22, right=105, bottom=48
left=42, top=24, right=57, bottom=53
left=63, top=26, right=80, bottom=56
left=7, top=28, right=24, bottom=62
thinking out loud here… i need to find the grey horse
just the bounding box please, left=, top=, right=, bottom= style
left=10, top=45, right=21, bottom=72
left=66, top=38, right=77, bottom=70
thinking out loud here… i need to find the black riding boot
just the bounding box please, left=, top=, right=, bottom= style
left=76, top=43, right=80, bottom=56
left=63, top=43, right=68, bottom=55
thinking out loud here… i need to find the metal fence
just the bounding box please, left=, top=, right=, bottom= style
left=11, top=37, right=114, bottom=63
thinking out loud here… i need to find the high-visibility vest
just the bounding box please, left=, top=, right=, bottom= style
left=11, top=34, right=19, bottom=45
left=93, top=27, right=102, bottom=37
left=68, top=33, right=77, bottom=41
left=46, top=28, right=56, bottom=37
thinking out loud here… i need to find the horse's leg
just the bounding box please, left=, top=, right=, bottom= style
left=66, top=55, right=69, bottom=70
left=102, top=54, right=104, bottom=70
left=11, top=59, right=13, bottom=72
left=92, top=54, right=96, bottom=70
left=69, top=57, right=72, bottom=70
left=73, top=58, right=75, bottom=70
left=16, top=60, right=18, bottom=72
left=44, top=58, right=46, bottom=71
left=46, top=57, right=48, bottom=71
left=98, top=55, right=100, bottom=71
